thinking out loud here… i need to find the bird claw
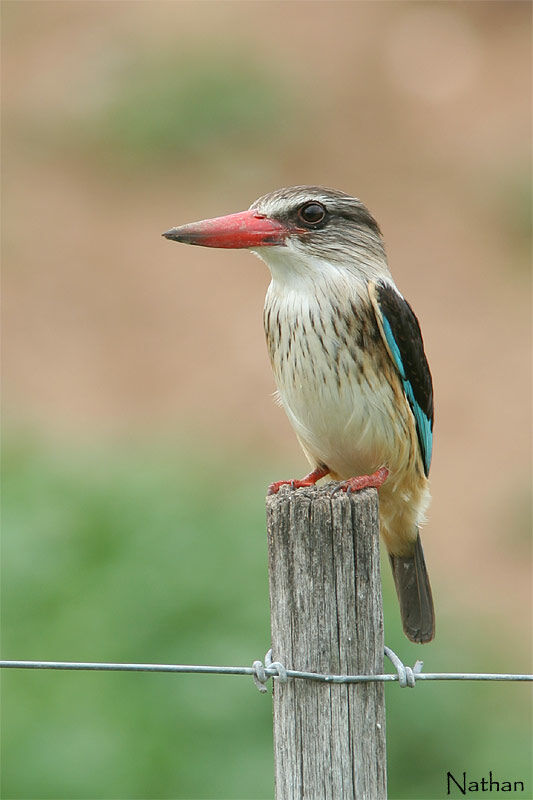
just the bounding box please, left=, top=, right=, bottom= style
left=268, top=466, right=330, bottom=496
left=268, top=480, right=289, bottom=495
left=331, top=467, right=389, bottom=496
left=268, top=478, right=316, bottom=495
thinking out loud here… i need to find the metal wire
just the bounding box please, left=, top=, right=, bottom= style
left=1, top=647, right=531, bottom=691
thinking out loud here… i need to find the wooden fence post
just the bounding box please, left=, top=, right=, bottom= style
left=266, top=484, right=387, bottom=800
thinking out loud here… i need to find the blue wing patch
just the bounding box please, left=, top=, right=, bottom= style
left=401, top=374, right=433, bottom=475
left=375, top=285, right=434, bottom=476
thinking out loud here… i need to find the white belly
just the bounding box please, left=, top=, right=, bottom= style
left=277, top=350, right=402, bottom=478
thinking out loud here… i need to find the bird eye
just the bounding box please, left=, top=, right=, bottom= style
left=298, top=202, right=326, bottom=225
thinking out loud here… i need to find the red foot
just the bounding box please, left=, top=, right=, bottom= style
left=268, top=466, right=329, bottom=495
left=333, top=467, right=389, bottom=495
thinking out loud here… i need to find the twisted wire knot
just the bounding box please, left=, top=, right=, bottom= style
left=252, top=649, right=288, bottom=692
left=384, top=645, right=424, bottom=688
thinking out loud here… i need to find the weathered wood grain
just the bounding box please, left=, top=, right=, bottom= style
left=266, top=484, right=387, bottom=800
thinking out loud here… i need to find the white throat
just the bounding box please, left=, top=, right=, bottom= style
left=252, top=238, right=392, bottom=296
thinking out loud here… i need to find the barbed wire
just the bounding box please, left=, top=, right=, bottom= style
left=1, top=647, right=531, bottom=693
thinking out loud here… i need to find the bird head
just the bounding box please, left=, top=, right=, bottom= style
left=163, top=186, right=389, bottom=285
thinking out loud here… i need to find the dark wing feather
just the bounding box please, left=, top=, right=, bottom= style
left=372, top=281, right=434, bottom=476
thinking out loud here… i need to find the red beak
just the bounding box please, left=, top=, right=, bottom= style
left=162, top=209, right=293, bottom=249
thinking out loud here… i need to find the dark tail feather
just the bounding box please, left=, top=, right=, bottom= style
left=389, top=533, right=435, bottom=644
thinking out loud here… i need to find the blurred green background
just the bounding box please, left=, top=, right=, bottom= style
left=2, top=2, right=531, bottom=799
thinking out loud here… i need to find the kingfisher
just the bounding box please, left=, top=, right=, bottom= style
left=163, top=186, right=435, bottom=643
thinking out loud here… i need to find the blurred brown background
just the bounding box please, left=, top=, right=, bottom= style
left=2, top=2, right=531, bottom=797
